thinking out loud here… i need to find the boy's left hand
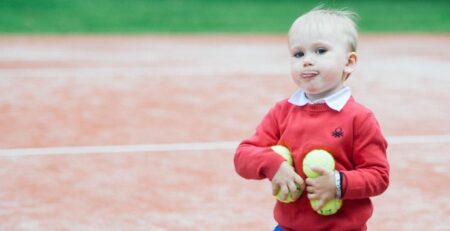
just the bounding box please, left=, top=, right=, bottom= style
left=305, top=167, right=336, bottom=211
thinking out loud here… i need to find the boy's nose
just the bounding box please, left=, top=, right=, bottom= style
left=302, top=53, right=314, bottom=67
left=303, top=58, right=313, bottom=67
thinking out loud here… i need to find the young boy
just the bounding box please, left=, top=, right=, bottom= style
left=234, top=7, right=389, bottom=231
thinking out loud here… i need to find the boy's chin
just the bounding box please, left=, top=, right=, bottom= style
left=304, top=89, right=322, bottom=96
left=304, top=85, right=343, bottom=98
left=304, top=89, right=331, bottom=100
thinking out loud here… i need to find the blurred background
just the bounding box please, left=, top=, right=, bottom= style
left=1, top=0, right=449, bottom=34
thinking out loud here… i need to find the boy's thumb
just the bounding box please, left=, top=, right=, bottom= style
left=311, top=166, right=329, bottom=176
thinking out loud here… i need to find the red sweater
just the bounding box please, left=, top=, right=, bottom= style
left=234, top=97, right=389, bottom=231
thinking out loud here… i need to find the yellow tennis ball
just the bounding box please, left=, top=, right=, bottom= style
left=310, top=198, right=343, bottom=216
left=271, top=145, right=302, bottom=203
left=271, top=145, right=293, bottom=166
left=302, top=149, right=335, bottom=178
left=303, top=149, right=342, bottom=215
left=276, top=190, right=294, bottom=203
left=275, top=183, right=301, bottom=203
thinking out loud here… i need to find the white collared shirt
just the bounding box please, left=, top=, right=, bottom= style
left=288, top=86, right=351, bottom=111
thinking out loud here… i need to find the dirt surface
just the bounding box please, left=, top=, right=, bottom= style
left=0, top=34, right=449, bottom=230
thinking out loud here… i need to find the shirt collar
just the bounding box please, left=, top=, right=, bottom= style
left=288, top=86, right=351, bottom=111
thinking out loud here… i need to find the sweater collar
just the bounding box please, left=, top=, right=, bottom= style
left=288, top=86, right=351, bottom=112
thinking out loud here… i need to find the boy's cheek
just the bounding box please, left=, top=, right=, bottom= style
left=290, top=59, right=302, bottom=67
left=290, top=67, right=300, bottom=76
left=290, top=65, right=302, bottom=75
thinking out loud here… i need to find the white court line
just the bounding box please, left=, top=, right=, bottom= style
left=387, top=135, right=450, bottom=144
left=0, top=141, right=239, bottom=157
left=0, top=135, right=449, bottom=157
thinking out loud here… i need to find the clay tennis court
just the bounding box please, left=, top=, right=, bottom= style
left=0, top=34, right=449, bottom=230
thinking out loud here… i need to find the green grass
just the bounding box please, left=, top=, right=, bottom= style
left=0, top=0, right=449, bottom=34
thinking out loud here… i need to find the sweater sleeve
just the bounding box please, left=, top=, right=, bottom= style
left=341, top=112, right=390, bottom=199
left=234, top=103, right=285, bottom=180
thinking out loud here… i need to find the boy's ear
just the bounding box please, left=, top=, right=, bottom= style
left=344, top=52, right=358, bottom=74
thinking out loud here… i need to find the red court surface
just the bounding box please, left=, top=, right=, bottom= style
left=0, top=35, right=449, bottom=230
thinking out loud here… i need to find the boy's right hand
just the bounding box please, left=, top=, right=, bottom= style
left=271, top=161, right=305, bottom=201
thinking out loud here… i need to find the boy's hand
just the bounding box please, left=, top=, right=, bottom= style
left=271, top=162, right=305, bottom=201
left=305, top=166, right=336, bottom=211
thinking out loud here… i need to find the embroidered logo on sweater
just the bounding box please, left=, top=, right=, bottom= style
left=332, top=127, right=344, bottom=138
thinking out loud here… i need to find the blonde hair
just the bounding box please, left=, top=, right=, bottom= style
left=288, top=7, right=359, bottom=52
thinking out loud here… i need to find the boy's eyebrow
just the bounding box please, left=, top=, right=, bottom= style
left=289, top=41, right=331, bottom=50
left=312, top=40, right=332, bottom=47
left=289, top=45, right=303, bottom=50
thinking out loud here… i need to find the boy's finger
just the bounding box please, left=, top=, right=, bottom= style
left=294, top=175, right=305, bottom=190
left=279, top=184, right=289, bottom=200
left=305, top=177, right=315, bottom=186
left=306, top=185, right=314, bottom=193
left=272, top=184, right=280, bottom=196
left=288, top=181, right=300, bottom=199
left=294, top=174, right=303, bottom=182
left=310, top=166, right=330, bottom=176
left=307, top=192, right=317, bottom=200
left=314, top=199, right=327, bottom=211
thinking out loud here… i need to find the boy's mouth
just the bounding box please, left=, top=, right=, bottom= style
left=301, top=71, right=319, bottom=79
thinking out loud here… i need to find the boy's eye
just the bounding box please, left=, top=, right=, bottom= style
left=316, top=48, right=327, bottom=54
left=293, top=51, right=304, bottom=58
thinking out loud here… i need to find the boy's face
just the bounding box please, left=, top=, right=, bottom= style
left=288, top=27, right=354, bottom=101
